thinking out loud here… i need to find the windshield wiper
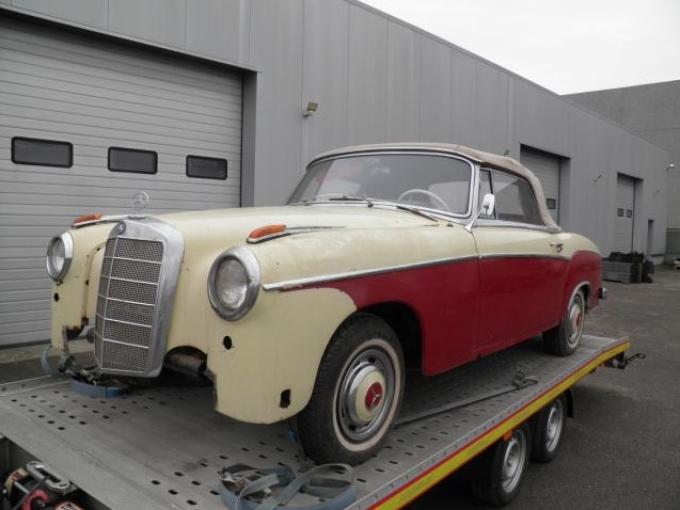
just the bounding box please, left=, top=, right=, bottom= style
left=300, top=195, right=441, bottom=222
left=327, top=194, right=374, bottom=207
left=389, top=203, right=441, bottom=222
left=301, top=194, right=374, bottom=207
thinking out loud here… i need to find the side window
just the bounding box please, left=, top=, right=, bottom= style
left=478, top=169, right=494, bottom=219
left=491, top=171, right=543, bottom=225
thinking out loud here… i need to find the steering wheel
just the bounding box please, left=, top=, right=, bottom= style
left=397, top=188, right=450, bottom=211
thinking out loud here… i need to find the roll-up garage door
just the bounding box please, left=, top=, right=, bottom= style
left=0, top=18, right=243, bottom=346
left=520, top=146, right=561, bottom=223
left=615, top=175, right=636, bottom=252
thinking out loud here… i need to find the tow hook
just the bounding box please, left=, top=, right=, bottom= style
left=607, top=352, right=645, bottom=369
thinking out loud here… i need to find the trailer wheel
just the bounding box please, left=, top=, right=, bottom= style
left=531, top=395, right=566, bottom=463
left=471, top=423, right=530, bottom=506
left=544, top=289, right=585, bottom=356
left=297, top=314, right=404, bottom=465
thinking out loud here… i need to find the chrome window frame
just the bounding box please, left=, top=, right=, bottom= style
left=94, top=218, right=184, bottom=377
left=472, top=166, right=559, bottom=233
left=289, top=150, right=478, bottom=220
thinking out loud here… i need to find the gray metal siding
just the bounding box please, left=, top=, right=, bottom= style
left=615, top=175, right=636, bottom=252
left=0, top=19, right=242, bottom=346
left=520, top=147, right=561, bottom=223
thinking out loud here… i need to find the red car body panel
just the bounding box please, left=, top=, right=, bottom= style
left=297, top=251, right=601, bottom=376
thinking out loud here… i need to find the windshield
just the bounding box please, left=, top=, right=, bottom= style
left=288, top=152, right=473, bottom=215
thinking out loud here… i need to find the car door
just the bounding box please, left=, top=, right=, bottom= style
left=473, top=168, right=566, bottom=356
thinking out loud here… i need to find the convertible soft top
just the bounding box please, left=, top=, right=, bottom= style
left=311, top=142, right=560, bottom=231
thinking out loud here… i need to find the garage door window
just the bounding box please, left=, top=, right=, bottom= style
left=12, top=137, right=73, bottom=167
left=108, top=147, right=157, bottom=174
left=186, top=155, right=227, bottom=180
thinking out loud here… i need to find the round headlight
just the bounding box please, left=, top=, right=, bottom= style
left=46, top=233, right=74, bottom=282
left=208, top=246, right=260, bottom=321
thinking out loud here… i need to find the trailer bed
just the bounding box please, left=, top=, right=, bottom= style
left=0, top=335, right=629, bottom=510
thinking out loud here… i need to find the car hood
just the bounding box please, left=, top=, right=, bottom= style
left=157, top=204, right=436, bottom=242
left=153, top=204, right=470, bottom=288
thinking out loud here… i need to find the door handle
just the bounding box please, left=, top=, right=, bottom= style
left=550, top=241, right=564, bottom=253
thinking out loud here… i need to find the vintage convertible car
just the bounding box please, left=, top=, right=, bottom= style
left=46, top=143, right=603, bottom=464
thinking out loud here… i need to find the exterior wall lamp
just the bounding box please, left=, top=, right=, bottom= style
left=303, top=102, right=319, bottom=118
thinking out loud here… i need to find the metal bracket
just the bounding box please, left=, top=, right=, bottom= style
left=25, top=461, right=73, bottom=495
left=607, top=352, right=645, bottom=370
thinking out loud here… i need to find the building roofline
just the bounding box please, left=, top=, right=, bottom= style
left=564, top=78, right=680, bottom=97
left=349, top=0, right=670, bottom=156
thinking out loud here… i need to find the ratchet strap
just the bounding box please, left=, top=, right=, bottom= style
left=396, top=371, right=539, bottom=427
left=40, top=345, right=76, bottom=376
left=219, top=463, right=357, bottom=510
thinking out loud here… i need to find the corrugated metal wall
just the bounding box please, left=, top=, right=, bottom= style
left=0, top=18, right=243, bottom=346
left=615, top=175, right=636, bottom=252
left=520, top=147, right=562, bottom=224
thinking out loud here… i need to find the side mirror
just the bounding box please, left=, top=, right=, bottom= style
left=480, top=193, right=495, bottom=218
left=465, top=193, right=495, bottom=232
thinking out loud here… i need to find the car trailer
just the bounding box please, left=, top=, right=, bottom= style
left=0, top=335, right=633, bottom=510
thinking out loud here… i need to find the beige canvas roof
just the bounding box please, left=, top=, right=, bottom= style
left=311, top=143, right=560, bottom=231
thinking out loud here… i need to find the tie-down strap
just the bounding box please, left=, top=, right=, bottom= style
left=219, top=463, right=357, bottom=510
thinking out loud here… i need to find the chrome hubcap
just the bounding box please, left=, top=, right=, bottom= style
left=545, top=400, right=564, bottom=452
left=567, top=296, right=585, bottom=348
left=337, top=346, right=395, bottom=443
left=501, top=430, right=527, bottom=493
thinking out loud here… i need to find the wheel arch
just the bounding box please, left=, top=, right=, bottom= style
left=354, top=302, right=423, bottom=370
left=567, top=280, right=591, bottom=312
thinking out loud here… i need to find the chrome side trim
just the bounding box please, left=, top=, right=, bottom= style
left=476, top=218, right=561, bottom=233
left=263, top=252, right=577, bottom=291
left=479, top=253, right=569, bottom=261
left=262, top=255, right=478, bottom=291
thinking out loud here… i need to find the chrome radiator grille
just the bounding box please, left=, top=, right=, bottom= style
left=94, top=220, right=183, bottom=376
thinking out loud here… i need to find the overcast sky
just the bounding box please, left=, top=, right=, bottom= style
left=361, top=0, right=680, bottom=95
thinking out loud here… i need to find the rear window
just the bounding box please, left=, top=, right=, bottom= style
left=108, top=147, right=157, bottom=174
left=12, top=137, right=73, bottom=167
left=186, top=155, right=227, bottom=180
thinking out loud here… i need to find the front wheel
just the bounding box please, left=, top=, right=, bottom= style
left=543, top=289, right=586, bottom=356
left=297, top=314, right=405, bottom=465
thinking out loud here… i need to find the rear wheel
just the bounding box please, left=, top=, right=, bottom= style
left=471, top=423, right=531, bottom=506
left=544, top=289, right=585, bottom=356
left=297, top=314, right=405, bottom=465
left=531, top=395, right=566, bottom=463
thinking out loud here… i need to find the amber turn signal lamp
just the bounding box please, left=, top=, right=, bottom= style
left=248, top=224, right=286, bottom=241
left=72, top=213, right=103, bottom=225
